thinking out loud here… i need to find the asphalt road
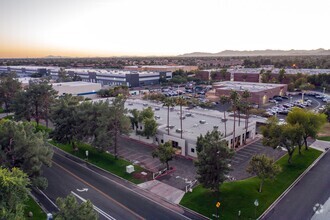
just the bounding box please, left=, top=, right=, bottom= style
left=35, top=150, right=205, bottom=220
left=262, top=150, right=330, bottom=220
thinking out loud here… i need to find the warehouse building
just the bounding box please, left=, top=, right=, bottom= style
left=124, top=65, right=198, bottom=72
left=51, top=81, right=102, bottom=98
left=208, top=81, right=288, bottom=106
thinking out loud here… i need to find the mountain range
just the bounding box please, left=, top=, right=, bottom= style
left=178, top=48, right=330, bottom=57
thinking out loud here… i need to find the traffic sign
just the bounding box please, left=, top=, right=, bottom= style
left=216, top=202, right=221, bottom=208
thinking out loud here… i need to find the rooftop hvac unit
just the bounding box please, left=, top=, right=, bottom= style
left=176, top=129, right=182, bottom=133
left=199, top=120, right=206, bottom=124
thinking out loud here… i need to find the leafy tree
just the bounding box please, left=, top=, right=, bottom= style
left=195, top=130, right=234, bottom=200
left=322, top=103, right=330, bottom=122
left=261, top=117, right=303, bottom=164
left=0, top=120, right=53, bottom=188
left=129, top=109, right=140, bottom=130
left=0, top=167, right=30, bottom=220
left=152, top=141, right=175, bottom=170
left=246, top=154, right=281, bottom=192
left=176, top=96, right=187, bottom=139
left=98, top=96, right=131, bottom=159
left=261, top=70, right=272, bottom=83
left=286, top=108, right=327, bottom=151
left=278, top=68, right=286, bottom=83
left=139, top=106, right=154, bottom=122
left=143, top=118, right=158, bottom=139
left=0, top=72, right=22, bottom=112
left=28, top=80, right=58, bottom=127
left=54, top=194, right=98, bottom=220
left=51, top=94, right=83, bottom=149
left=12, top=90, right=33, bottom=121
left=162, top=97, right=176, bottom=135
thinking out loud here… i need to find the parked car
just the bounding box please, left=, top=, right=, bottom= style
left=274, top=97, right=283, bottom=102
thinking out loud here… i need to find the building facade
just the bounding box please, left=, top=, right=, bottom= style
left=210, top=81, right=288, bottom=106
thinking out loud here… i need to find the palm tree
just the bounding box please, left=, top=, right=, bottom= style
left=242, top=90, right=251, bottom=144
left=175, top=96, right=187, bottom=139
left=230, top=90, right=240, bottom=149
left=162, top=97, right=176, bottom=135
left=219, top=95, right=229, bottom=137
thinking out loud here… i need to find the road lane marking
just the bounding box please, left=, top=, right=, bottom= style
left=53, top=150, right=192, bottom=220
left=71, top=191, right=116, bottom=220
left=37, top=188, right=59, bottom=210
left=52, top=161, right=145, bottom=220
left=77, top=188, right=89, bottom=192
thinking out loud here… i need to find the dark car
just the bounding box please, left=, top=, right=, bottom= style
left=281, top=96, right=289, bottom=99
left=274, top=97, right=283, bottom=101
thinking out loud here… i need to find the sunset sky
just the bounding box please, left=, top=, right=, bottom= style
left=0, top=0, right=329, bottom=58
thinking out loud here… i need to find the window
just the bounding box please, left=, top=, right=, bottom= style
left=155, top=137, right=158, bottom=142
left=161, top=139, right=164, bottom=143
left=191, top=148, right=195, bottom=153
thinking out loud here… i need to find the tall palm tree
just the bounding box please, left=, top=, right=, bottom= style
left=242, top=90, right=251, bottom=144
left=230, top=90, right=240, bottom=149
left=219, top=95, right=229, bottom=137
left=175, top=96, right=187, bottom=139
left=162, top=97, right=176, bottom=135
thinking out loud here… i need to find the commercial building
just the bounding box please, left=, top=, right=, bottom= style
left=195, top=68, right=330, bottom=83
left=124, top=65, right=198, bottom=72
left=51, top=81, right=102, bottom=98
left=0, top=66, right=173, bottom=87
left=125, top=100, right=257, bottom=158
left=0, top=66, right=60, bottom=77
left=208, top=81, right=288, bottom=106
left=65, top=68, right=172, bottom=87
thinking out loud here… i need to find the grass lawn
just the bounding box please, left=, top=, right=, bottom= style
left=50, top=141, right=151, bottom=184
left=180, top=148, right=321, bottom=219
left=317, top=136, right=330, bottom=141
left=24, top=196, right=46, bottom=219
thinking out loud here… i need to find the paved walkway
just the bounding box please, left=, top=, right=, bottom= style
left=310, top=140, right=330, bottom=152
left=138, top=180, right=185, bottom=204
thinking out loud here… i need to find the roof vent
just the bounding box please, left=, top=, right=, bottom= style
left=176, top=129, right=182, bottom=133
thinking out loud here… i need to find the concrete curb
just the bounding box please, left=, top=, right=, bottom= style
left=258, top=150, right=327, bottom=219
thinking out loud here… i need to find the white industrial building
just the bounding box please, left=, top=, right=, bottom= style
left=51, top=81, right=102, bottom=98
left=124, top=100, right=257, bottom=158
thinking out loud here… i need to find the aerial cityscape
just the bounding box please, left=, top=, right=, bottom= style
left=0, top=0, right=330, bottom=220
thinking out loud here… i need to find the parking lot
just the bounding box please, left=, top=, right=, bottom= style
left=263, top=93, right=328, bottom=119
left=229, top=138, right=287, bottom=180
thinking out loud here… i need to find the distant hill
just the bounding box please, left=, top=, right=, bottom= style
left=178, top=48, right=330, bottom=57
left=43, top=55, right=70, bottom=58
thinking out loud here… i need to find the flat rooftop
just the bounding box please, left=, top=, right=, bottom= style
left=51, top=81, right=101, bottom=87
left=205, top=68, right=330, bottom=75
left=213, top=81, right=286, bottom=92
left=122, top=99, right=252, bottom=142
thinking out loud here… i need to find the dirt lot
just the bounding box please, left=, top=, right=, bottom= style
left=318, top=123, right=330, bottom=137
